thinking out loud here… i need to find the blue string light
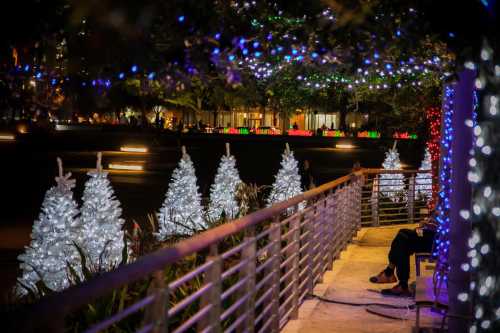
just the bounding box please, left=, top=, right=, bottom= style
left=433, top=85, right=455, bottom=282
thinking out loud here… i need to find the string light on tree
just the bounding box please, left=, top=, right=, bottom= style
left=156, top=146, right=207, bottom=240
left=207, top=143, right=242, bottom=222
left=80, top=153, right=128, bottom=271
left=16, top=158, right=81, bottom=295
left=379, top=143, right=405, bottom=202
left=415, top=147, right=433, bottom=200
left=267, top=143, right=304, bottom=213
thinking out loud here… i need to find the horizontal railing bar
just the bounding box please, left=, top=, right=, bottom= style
left=255, top=302, right=274, bottom=325
left=298, top=254, right=309, bottom=268
left=280, top=214, right=297, bottom=227
left=279, top=293, right=295, bottom=319
left=221, top=259, right=249, bottom=280
left=278, top=279, right=295, bottom=299
left=257, top=313, right=275, bottom=333
left=281, top=227, right=300, bottom=242
left=255, top=227, right=272, bottom=241
left=169, top=260, right=214, bottom=290
left=224, top=312, right=247, bottom=333
left=280, top=252, right=298, bottom=269
left=84, top=294, right=156, bottom=333
left=221, top=276, right=248, bottom=302
left=221, top=239, right=250, bottom=260
left=299, top=230, right=311, bottom=242
left=256, top=256, right=275, bottom=276
left=255, top=269, right=276, bottom=292
left=168, top=282, right=213, bottom=318
left=255, top=286, right=274, bottom=309
left=200, top=326, right=212, bottom=333
left=280, top=306, right=296, bottom=329
left=220, top=293, right=249, bottom=322
left=279, top=267, right=297, bottom=285
left=280, top=240, right=299, bottom=257
left=172, top=304, right=212, bottom=333
left=256, top=242, right=275, bottom=259
left=135, top=323, right=154, bottom=333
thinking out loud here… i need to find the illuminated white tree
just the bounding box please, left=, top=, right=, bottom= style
left=207, top=143, right=242, bottom=222
left=380, top=143, right=405, bottom=202
left=80, top=153, right=127, bottom=271
left=415, top=147, right=433, bottom=200
left=17, top=158, right=81, bottom=295
left=156, top=146, right=206, bottom=240
left=267, top=143, right=304, bottom=212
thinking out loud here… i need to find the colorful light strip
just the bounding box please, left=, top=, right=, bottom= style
left=357, top=131, right=381, bottom=139
left=322, top=130, right=346, bottom=137
left=287, top=129, right=313, bottom=136
left=393, top=132, right=417, bottom=139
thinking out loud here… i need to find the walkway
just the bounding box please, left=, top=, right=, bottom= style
left=283, top=224, right=439, bottom=333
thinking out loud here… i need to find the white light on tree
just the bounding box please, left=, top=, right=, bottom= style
left=80, top=153, right=127, bottom=271
left=379, top=143, right=405, bottom=202
left=17, top=158, right=81, bottom=295
left=415, top=147, right=433, bottom=199
left=156, top=146, right=206, bottom=240
left=207, top=143, right=242, bottom=222
left=267, top=143, right=304, bottom=212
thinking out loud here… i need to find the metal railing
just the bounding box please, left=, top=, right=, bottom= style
left=14, top=169, right=429, bottom=333
left=360, top=169, right=433, bottom=226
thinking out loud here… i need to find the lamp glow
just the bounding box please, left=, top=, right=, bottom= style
left=120, top=146, right=148, bottom=153
left=108, top=163, right=143, bottom=171
left=0, top=134, right=15, bottom=140
left=336, top=144, right=355, bottom=149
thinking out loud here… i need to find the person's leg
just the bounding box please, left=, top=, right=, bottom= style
left=369, top=229, right=413, bottom=284
left=389, top=229, right=414, bottom=288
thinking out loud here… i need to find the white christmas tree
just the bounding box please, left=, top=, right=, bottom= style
left=207, top=143, right=242, bottom=222
left=80, top=152, right=127, bottom=271
left=267, top=143, right=304, bottom=212
left=379, top=143, right=405, bottom=202
left=156, top=146, right=206, bottom=240
left=415, top=147, right=433, bottom=200
left=17, top=158, right=81, bottom=295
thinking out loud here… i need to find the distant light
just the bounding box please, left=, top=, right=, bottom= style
left=214, top=33, right=221, bottom=40
left=24, top=65, right=30, bottom=72
left=178, top=15, right=185, bottom=22
left=242, top=48, right=249, bottom=55
left=212, top=48, right=220, bottom=55
left=148, top=72, right=155, bottom=80
left=91, top=80, right=96, bottom=86
left=396, top=29, right=401, bottom=37
left=364, top=59, right=371, bottom=65
left=374, top=52, right=380, bottom=59
left=118, top=72, right=125, bottom=79
left=108, top=163, right=144, bottom=171
left=131, top=65, right=138, bottom=73
left=253, top=41, right=260, bottom=48
left=311, top=52, right=319, bottom=58
left=120, top=146, right=148, bottom=153
left=51, top=79, right=57, bottom=85
left=239, top=38, right=246, bottom=45
left=254, top=51, right=262, bottom=58
left=35, top=72, right=42, bottom=79
left=336, top=144, right=356, bottom=149
left=228, top=55, right=236, bottom=62
left=0, top=134, right=15, bottom=141
left=292, top=49, right=298, bottom=55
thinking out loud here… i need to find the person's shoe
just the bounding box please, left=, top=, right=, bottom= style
left=381, top=284, right=413, bottom=297
left=369, top=271, right=397, bottom=284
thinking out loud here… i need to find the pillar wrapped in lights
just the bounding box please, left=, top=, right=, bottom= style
left=425, top=106, right=442, bottom=209
left=466, top=43, right=500, bottom=333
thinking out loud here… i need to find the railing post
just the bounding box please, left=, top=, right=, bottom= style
left=290, top=212, right=301, bottom=320
left=269, top=216, right=281, bottom=332
left=143, top=270, right=169, bottom=333
left=304, top=208, right=315, bottom=296
left=408, top=174, right=415, bottom=224
left=371, top=175, right=380, bottom=226
left=240, top=226, right=256, bottom=333
left=198, top=244, right=222, bottom=332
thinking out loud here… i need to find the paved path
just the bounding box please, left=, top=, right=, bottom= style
left=282, top=224, right=439, bottom=333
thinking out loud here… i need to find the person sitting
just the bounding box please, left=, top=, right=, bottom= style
left=369, top=216, right=438, bottom=296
